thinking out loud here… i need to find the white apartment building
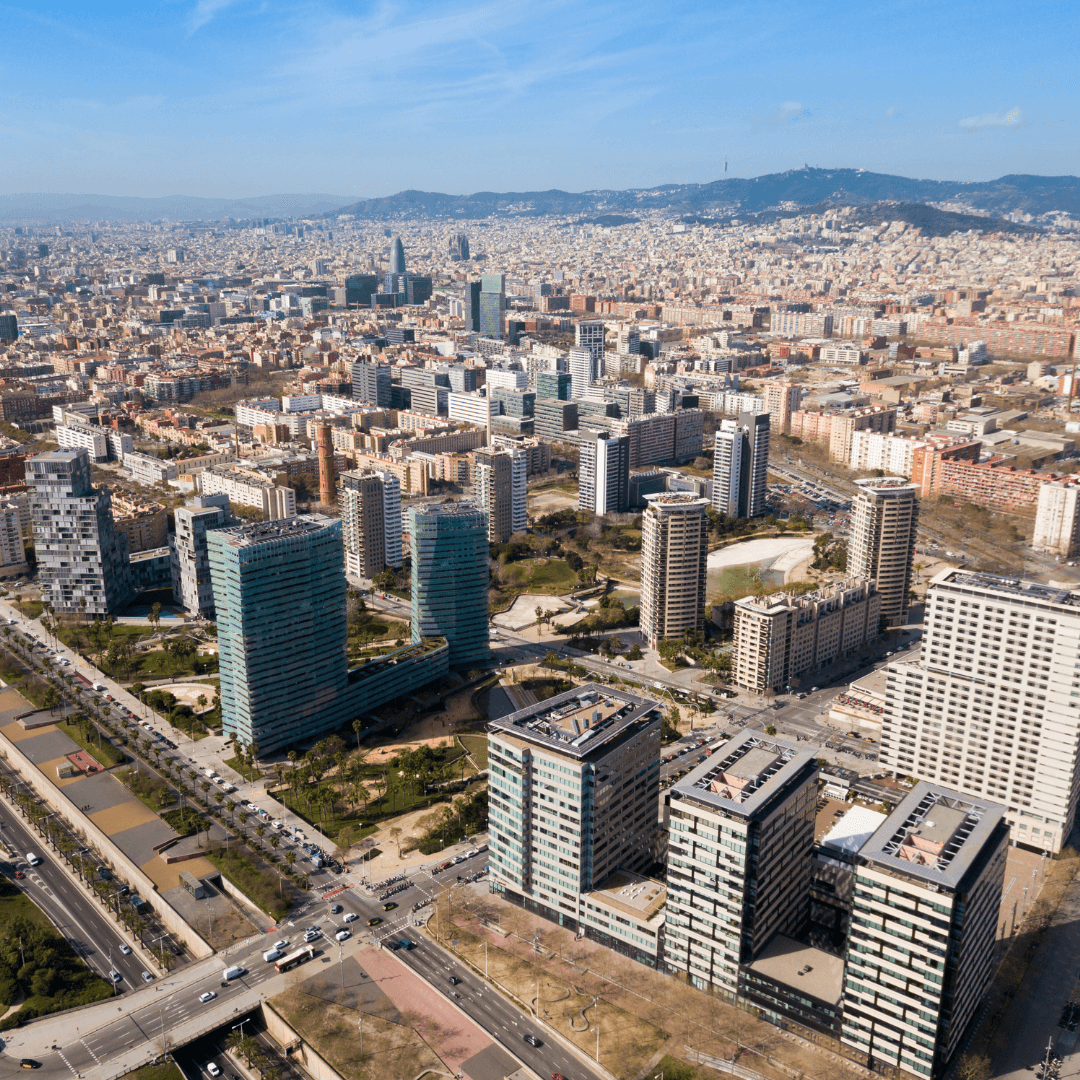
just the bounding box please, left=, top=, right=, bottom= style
left=372, top=467, right=403, bottom=567
left=170, top=499, right=229, bottom=618
left=819, top=343, right=865, bottom=365
left=124, top=450, right=180, bottom=487
left=849, top=478, right=917, bottom=628
left=842, top=784, right=1008, bottom=1078
left=665, top=732, right=819, bottom=998
left=483, top=368, right=529, bottom=392
left=487, top=683, right=661, bottom=930
left=712, top=425, right=743, bottom=517
left=568, top=346, right=596, bottom=398
left=56, top=423, right=109, bottom=463
left=447, top=391, right=498, bottom=427
left=640, top=493, right=709, bottom=649
left=579, top=430, right=629, bottom=516
left=849, top=431, right=922, bottom=477
left=199, top=465, right=296, bottom=520
left=1032, top=480, right=1080, bottom=557
left=880, top=569, right=1080, bottom=853
left=733, top=579, right=880, bottom=693
left=235, top=398, right=281, bottom=429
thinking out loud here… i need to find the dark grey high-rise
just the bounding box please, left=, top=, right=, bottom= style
left=463, top=281, right=482, bottom=332
left=389, top=236, right=406, bottom=275
left=352, top=360, right=392, bottom=407
left=28, top=448, right=133, bottom=615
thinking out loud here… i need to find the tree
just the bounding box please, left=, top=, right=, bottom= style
left=149, top=602, right=162, bottom=629
left=765, top=725, right=777, bottom=736
left=955, top=1053, right=992, bottom=1080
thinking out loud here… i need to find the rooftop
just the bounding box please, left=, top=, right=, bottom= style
left=586, top=871, right=667, bottom=923
left=748, top=933, right=845, bottom=1007
left=213, top=513, right=337, bottom=549
left=642, top=492, right=709, bottom=509
left=820, top=805, right=889, bottom=856
left=858, top=781, right=1006, bottom=889
left=930, top=567, right=1080, bottom=609
left=488, top=682, right=658, bottom=759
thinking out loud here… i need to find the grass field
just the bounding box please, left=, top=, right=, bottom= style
left=457, top=733, right=488, bottom=770
left=56, top=718, right=126, bottom=769
left=204, top=846, right=292, bottom=921
left=121, top=1063, right=185, bottom=1080
left=498, top=558, right=578, bottom=593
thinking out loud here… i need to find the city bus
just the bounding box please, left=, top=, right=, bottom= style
left=274, top=944, right=315, bottom=973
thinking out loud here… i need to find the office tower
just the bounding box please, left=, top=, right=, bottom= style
left=449, top=233, right=470, bottom=261
left=409, top=502, right=491, bottom=667
left=389, top=235, right=406, bottom=274
left=534, top=399, right=578, bottom=442
left=849, top=478, right=918, bottom=627
left=488, top=683, right=661, bottom=930
left=479, top=274, right=506, bottom=339
left=372, top=468, right=402, bottom=567
left=841, top=784, right=1008, bottom=1078
left=579, top=430, right=629, bottom=515
left=616, top=325, right=640, bottom=355
left=664, top=731, right=819, bottom=997
left=881, top=569, right=1080, bottom=854
left=732, top=579, right=880, bottom=693
left=639, top=493, right=709, bottom=649
left=463, top=281, right=481, bottom=332
left=763, top=382, right=801, bottom=434
left=345, top=273, right=379, bottom=308
left=473, top=448, right=518, bottom=543
left=536, top=370, right=572, bottom=401
left=568, top=346, right=595, bottom=398
left=447, top=363, right=478, bottom=393
left=492, top=388, right=535, bottom=418
left=339, top=471, right=387, bottom=579
left=739, top=411, right=770, bottom=518
left=170, top=500, right=229, bottom=618
left=1032, top=480, right=1080, bottom=557
left=0, top=315, right=18, bottom=343
left=712, top=423, right=744, bottom=518
left=575, top=319, right=606, bottom=372
left=27, top=448, right=133, bottom=615
left=400, top=367, right=450, bottom=417
left=352, top=360, right=392, bottom=407
left=210, top=516, right=351, bottom=751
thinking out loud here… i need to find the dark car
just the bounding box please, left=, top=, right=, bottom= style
left=367, top=917, right=382, bottom=927
left=448, top=976, right=461, bottom=985
left=330, top=903, right=342, bottom=914
left=19, top=1060, right=41, bottom=1070
left=383, top=902, right=397, bottom=911
left=523, top=1034, right=542, bottom=1047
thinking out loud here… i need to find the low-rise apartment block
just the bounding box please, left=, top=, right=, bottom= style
left=124, top=450, right=180, bottom=487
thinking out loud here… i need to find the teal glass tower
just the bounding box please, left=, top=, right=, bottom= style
left=210, top=515, right=350, bottom=752
left=410, top=502, right=491, bottom=668
left=479, top=273, right=505, bottom=339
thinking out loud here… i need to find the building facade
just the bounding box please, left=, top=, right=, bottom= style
left=848, top=478, right=918, bottom=628
left=340, top=470, right=387, bottom=579
left=579, top=430, right=630, bottom=516
left=1032, top=480, right=1080, bottom=557
left=170, top=498, right=229, bottom=618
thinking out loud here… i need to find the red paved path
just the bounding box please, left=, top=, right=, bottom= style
left=358, top=946, right=492, bottom=1076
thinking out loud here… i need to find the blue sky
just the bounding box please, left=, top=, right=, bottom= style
left=0, top=0, right=1076, bottom=197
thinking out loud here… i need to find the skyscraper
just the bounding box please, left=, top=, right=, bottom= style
left=881, top=568, right=1080, bottom=854
left=410, top=502, right=491, bottom=667
left=712, top=423, right=744, bottom=518
left=567, top=346, right=595, bottom=399
left=536, top=371, right=572, bottom=401
left=170, top=497, right=230, bottom=618
left=488, top=683, right=661, bottom=931
left=575, top=319, right=606, bottom=373
left=339, top=471, right=387, bottom=579
left=848, top=477, right=918, bottom=627
left=372, top=468, right=403, bottom=568
left=740, top=411, right=771, bottom=519
left=473, top=448, right=525, bottom=544
left=463, top=281, right=482, bottom=332
left=639, top=493, right=709, bottom=649
left=841, top=784, right=1007, bottom=1078
left=28, top=448, right=133, bottom=615
left=352, top=360, right=392, bottom=407
left=479, top=274, right=505, bottom=339
left=389, top=235, right=406, bottom=275
left=579, top=430, right=629, bottom=515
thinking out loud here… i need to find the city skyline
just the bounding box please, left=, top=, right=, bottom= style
left=2, top=0, right=1076, bottom=198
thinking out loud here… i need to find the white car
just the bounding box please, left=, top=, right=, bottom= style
left=199, top=991, right=217, bottom=1004
left=119, top=944, right=132, bottom=955
left=342, top=912, right=357, bottom=923
left=273, top=939, right=289, bottom=950
left=335, top=929, right=351, bottom=942
left=206, top=1064, right=221, bottom=1078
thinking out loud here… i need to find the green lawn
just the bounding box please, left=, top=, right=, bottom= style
left=13, top=600, right=43, bottom=619
left=502, top=558, right=578, bottom=592
left=224, top=755, right=261, bottom=782
left=159, top=807, right=210, bottom=839
left=56, top=719, right=126, bottom=769
left=122, top=1062, right=186, bottom=1080
left=457, top=733, right=488, bottom=770
left=204, top=847, right=292, bottom=921
left=116, top=766, right=173, bottom=810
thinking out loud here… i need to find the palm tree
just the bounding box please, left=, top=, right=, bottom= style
left=285, top=851, right=296, bottom=867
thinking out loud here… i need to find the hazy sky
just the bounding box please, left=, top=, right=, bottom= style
left=1, top=0, right=1076, bottom=197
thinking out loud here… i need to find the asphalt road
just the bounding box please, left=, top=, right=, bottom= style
left=0, top=803, right=150, bottom=987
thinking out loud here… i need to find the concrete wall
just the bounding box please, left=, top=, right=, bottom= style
left=262, top=1001, right=347, bottom=1080
left=0, top=729, right=214, bottom=959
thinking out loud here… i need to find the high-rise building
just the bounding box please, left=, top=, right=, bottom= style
left=488, top=683, right=661, bottom=930
left=578, top=430, right=629, bottom=515
left=339, top=471, right=387, bottom=579
left=389, top=235, right=406, bottom=275
left=664, top=731, right=819, bottom=998
left=410, top=502, right=491, bottom=667
left=639, top=493, right=709, bottom=649
left=473, top=448, right=525, bottom=543
left=352, top=360, right=392, bottom=407
left=849, top=478, right=918, bottom=627
left=534, top=398, right=578, bottom=442
left=841, top=784, right=1008, bottom=1078
left=345, top=274, right=379, bottom=308
left=479, top=274, right=506, bottom=339
left=881, top=568, right=1080, bottom=853
left=27, top=448, right=133, bottom=615
left=0, top=502, right=27, bottom=578
left=536, top=371, right=572, bottom=401
left=1032, top=479, right=1080, bottom=557
left=711, top=414, right=769, bottom=519
left=372, top=468, right=402, bottom=567
left=211, top=515, right=450, bottom=753
left=763, top=382, right=801, bottom=434
left=463, top=281, right=481, bottom=332
left=568, top=346, right=595, bottom=398
left=732, top=579, right=880, bottom=693
left=170, top=498, right=230, bottom=618
left=740, top=411, right=770, bottom=519
left=0, top=315, right=18, bottom=343
left=575, top=319, right=606, bottom=372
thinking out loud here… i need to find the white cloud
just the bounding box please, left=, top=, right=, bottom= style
left=958, top=106, right=1023, bottom=130
left=189, top=0, right=240, bottom=34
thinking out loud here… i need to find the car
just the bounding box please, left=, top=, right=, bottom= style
left=367, top=917, right=382, bottom=927
left=448, top=976, right=461, bottom=985
left=466, top=848, right=479, bottom=858
left=19, top=1060, right=41, bottom=1069
left=335, top=929, right=351, bottom=942
left=810, top=686, right=819, bottom=693
left=552, top=1074, right=568, bottom=1080
left=330, top=903, right=343, bottom=914
left=343, top=912, right=357, bottom=923
left=383, top=902, right=397, bottom=911
left=206, top=1064, right=221, bottom=1078
left=523, top=1034, right=542, bottom=1047
left=303, top=931, right=319, bottom=943
left=141, top=970, right=154, bottom=983
left=273, top=939, right=289, bottom=950
left=109, top=969, right=122, bottom=982
left=120, top=944, right=132, bottom=955
left=199, top=991, right=217, bottom=1004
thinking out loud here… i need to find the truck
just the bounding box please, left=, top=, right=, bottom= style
left=92, top=682, right=106, bottom=692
